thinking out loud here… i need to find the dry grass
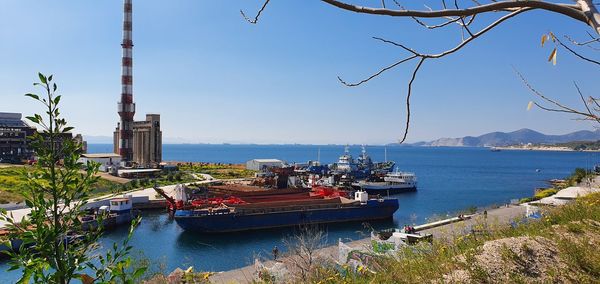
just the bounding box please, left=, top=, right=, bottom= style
left=285, top=192, right=600, bottom=284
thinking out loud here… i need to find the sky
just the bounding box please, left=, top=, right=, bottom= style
left=1, top=1, right=599, bottom=144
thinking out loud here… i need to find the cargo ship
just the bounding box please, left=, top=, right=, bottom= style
left=154, top=186, right=398, bottom=233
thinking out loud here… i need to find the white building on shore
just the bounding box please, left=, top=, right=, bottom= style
left=78, top=153, right=122, bottom=172
left=246, top=159, right=284, bottom=171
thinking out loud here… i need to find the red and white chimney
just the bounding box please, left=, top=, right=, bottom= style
left=117, top=0, right=135, bottom=161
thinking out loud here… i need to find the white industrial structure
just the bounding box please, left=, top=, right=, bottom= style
left=78, top=153, right=122, bottom=172
left=246, top=159, right=284, bottom=171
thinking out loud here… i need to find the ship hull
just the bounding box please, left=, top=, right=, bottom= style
left=361, top=186, right=417, bottom=195
left=352, top=183, right=417, bottom=195
left=174, top=199, right=399, bottom=233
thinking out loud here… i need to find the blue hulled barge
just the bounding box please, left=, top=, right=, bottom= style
left=172, top=191, right=398, bottom=233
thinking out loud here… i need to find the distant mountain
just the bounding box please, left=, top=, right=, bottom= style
left=414, top=128, right=600, bottom=147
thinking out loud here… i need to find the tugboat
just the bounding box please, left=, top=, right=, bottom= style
left=81, top=195, right=137, bottom=231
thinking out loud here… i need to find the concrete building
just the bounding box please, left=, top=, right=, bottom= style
left=113, top=114, right=162, bottom=168
left=0, top=112, right=35, bottom=162
left=78, top=153, right=122, bottom=172
left=246, top=159, right=284, bottom=171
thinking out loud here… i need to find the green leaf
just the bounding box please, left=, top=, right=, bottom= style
left=25, top=116, right=40, bottom=123
left=25, top=93, right=40, bottom=100
left=54, top=95, right=61, bottom=105
left=48, top=75, right=53, bottom=81
left=38, top=73, right=47, bottom=84
left=132, top=267, right=147, bottom=279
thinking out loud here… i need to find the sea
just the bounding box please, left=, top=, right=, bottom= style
left=1, top=144, right=598, bottom=281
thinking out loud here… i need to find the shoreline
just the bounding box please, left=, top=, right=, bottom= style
left=209, top=203, right=528, bottom=283
left=491, top=146, right=600, bottom=152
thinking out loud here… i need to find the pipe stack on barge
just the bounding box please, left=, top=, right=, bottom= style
left=154, top=185, right=399, bottom=233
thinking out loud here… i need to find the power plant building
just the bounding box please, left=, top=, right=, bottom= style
left=113, top=114, right=162, bottom=168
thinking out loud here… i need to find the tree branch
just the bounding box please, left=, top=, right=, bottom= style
left=241, top=0, right=271, bottom=24
left=555, top=35, right=600, bottom=66
left=319, top=0, right=588, bottom=26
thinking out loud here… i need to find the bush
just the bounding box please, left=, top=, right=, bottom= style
left=534, top=188, right=558, bottom=200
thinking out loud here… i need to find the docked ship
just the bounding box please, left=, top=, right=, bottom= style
left=331, top=145, right=395, bottom=179
left=156, top=186, right=398, bottom=233
left=352, top=169, right=417, bottom=195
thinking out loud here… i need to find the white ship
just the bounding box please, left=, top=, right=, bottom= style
left=353, top=169, right=417, bottom=195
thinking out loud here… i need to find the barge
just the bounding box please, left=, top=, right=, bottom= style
left=172, top=191, right=398, bottom=233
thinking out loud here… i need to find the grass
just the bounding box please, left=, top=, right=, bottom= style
left=292, top=192, right=600, bottom=283
left=178, top=163, right=256, bottom=179
left=0, top=164, right=204, bottom=203
left=0, top=166, right=123, bottom=203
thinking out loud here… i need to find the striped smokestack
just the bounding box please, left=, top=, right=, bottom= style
left=118, top=0, right=135, bottom=161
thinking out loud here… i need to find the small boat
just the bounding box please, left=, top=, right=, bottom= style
left=353, top=169, right=417, bottom=195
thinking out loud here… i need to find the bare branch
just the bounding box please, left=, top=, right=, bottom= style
left=574, top=81, right=594, bottom=116
left=565, top=33, right=600, bottom=46
left=337, top=55, right=417, bottom=86
left=400, top=57, right=426, bottom=144
left=516, top=69, right=600, bottom=122
left=554, top=35, right=600, bottom=66
left=320, top=0, right=587, bottom=24
left=241, top=0, right=271, bottom=24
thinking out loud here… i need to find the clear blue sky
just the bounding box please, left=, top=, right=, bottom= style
left=1, top=1, right=598, bottom=144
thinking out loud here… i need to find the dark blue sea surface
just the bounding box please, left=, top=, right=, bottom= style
left=2, top=144, right=597, bottom=281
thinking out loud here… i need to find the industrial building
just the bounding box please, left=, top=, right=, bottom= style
left=246, top=159, right=284, bottom=171
left=113, top=0, right=162, bottom=168
left=113, top=114, right=162, bottom=168
left=0, top=112, right=36, bottom=162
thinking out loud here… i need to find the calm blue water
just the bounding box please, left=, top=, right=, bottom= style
left=2, top=144, right=597, bottom=281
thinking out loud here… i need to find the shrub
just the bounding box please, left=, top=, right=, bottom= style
left=534, top=188, right=558, bottom=200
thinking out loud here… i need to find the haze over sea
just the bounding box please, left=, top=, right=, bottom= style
left=2, top=144, right=597, bottom=281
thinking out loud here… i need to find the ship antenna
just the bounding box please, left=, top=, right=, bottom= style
left=317, top=147, right=321, bottom=163
left=385, top=147, right=387, bottom=162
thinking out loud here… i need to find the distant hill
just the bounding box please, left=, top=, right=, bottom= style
left=398, top=128, right=600, bottom=147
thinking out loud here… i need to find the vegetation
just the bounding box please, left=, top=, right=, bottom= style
left=178, top=163, right=255, bottom=179
left=556, top=140, right=600, bottom=151
left=277, top=192, right=600, bottom=283
left=568, top=167, right=593, bottom=185
left=0, top=74, right=144, bottom=283
left=534, top=188, right=559, bottom=200
left=0, top=166, right=122, bottom=204
left=519, top=168, right=593, bottom=203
